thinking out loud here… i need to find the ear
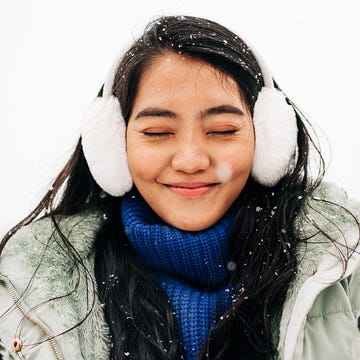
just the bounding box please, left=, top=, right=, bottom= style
left=251, top=87, right=298, bottom=186
left=81, top=95, right=133, bottom=196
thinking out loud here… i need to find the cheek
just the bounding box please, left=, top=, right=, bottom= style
left=127, top=141, right=167, bottom=183
left=215, top=143, right=255, bottom=184
left=215, top=162, right=233, bottom=183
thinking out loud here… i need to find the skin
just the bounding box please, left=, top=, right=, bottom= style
left=126, top=53, right=255, bottom=231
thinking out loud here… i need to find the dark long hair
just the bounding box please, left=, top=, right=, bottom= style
left=1, top=16, right=330, bottom=359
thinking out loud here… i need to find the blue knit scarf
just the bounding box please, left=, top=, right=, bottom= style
left=121, top=192, right=235, bottom=360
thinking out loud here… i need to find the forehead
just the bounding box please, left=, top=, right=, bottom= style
left=143, top=52, right=234, bottom=82
left=135, top=52, right=244, bottom=103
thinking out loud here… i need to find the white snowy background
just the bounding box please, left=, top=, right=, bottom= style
left=1, top=0, right=359, bottom=237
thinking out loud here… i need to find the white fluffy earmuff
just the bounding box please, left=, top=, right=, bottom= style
left=81, top=42, right=298, bottom=196
left=250, top=54, right=298, bottom=186
left=81, top=59, right=133, bottom=196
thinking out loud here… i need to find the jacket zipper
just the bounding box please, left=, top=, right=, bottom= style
left=0, top=275, right=63, bottom=360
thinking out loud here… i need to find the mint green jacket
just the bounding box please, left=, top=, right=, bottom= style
left=1, top=183, right=360, bottom=359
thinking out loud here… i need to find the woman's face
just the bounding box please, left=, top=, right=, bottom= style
left=126, top=53, right=255, bottom=231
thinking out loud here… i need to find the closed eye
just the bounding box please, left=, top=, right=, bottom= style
left=142, top=131, right=174, bottom=138
left=207, top=129, right=238, bottom=136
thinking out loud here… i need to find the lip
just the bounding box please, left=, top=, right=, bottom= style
left=163, top=182, right=219, bottom=199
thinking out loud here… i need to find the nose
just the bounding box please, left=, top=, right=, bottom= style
left=171, top=140, right=210, bottom=173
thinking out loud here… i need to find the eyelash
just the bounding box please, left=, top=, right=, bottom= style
left=143, top=130, right=238, bottom=138
left=207, top=130, right=238, bottom=136
left=143, top=132, right=173, bottom=138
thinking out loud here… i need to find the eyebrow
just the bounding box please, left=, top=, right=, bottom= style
left=135, top=108, right=176, bottom=120
left=134, top=104, right=244, bottom=120
left=201, top=105, right=244, bottom=118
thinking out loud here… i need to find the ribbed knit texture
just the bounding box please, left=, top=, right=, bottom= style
left=121, top=192, right=235, bottom=360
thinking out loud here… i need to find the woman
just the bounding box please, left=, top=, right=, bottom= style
left=0, top=15, right=359, bottom=360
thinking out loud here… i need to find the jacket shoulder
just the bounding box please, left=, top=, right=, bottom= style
left=312, top=181, right=359, bottom=215
left=1, top=208, right=103, bottom=264
left=296, top=182, right=359, bottom=259
left=301, top=182, right=359, bottom=233
left=0, top=208, right=103, bottom=299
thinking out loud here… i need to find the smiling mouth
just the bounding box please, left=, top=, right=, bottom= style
left=164, top=182, right=219, bottom=198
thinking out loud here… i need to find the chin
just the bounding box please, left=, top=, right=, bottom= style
left=177, top=224, right=207, bottom=232
left=166, top=217, right=218, bottom=232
